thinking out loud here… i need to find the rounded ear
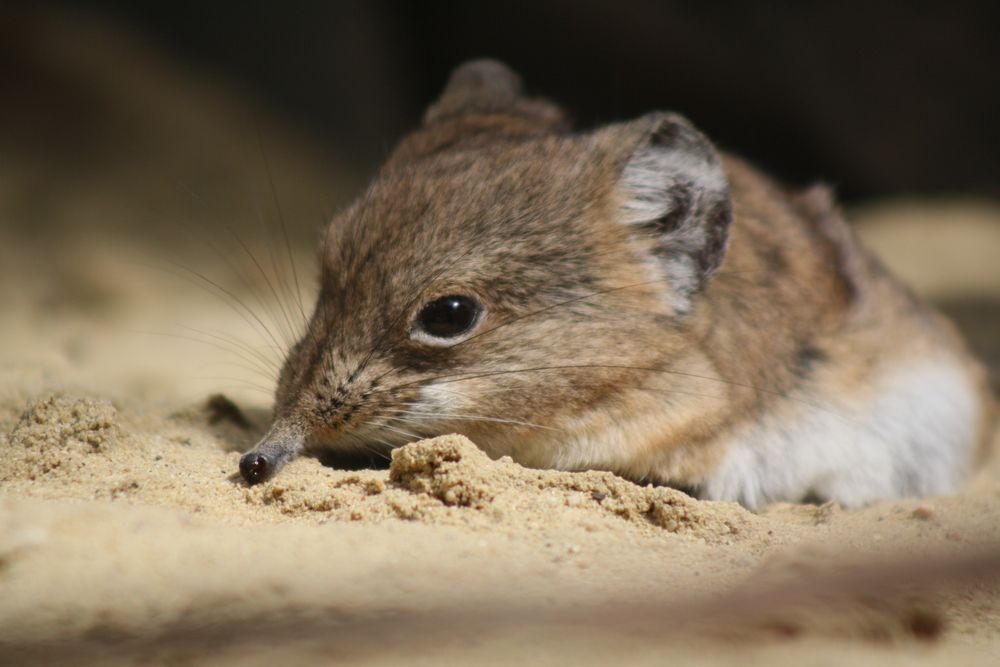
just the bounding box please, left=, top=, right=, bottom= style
left=422, top=59, right=565, bottom=129
left=614, top=112, right=733, bottom=311
left=423, top=59, right=524, bottom=122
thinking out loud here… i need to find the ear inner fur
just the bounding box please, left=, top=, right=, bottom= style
left=616, top=113, right=733, bottom=311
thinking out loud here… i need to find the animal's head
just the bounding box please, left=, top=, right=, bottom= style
left=240, top=59, right=732, bottom=484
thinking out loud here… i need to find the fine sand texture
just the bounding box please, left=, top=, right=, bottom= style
left=2, top=9, right=999, bottom=666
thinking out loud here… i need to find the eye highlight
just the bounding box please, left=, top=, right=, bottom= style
left=414, top=295, right=482, bottom=340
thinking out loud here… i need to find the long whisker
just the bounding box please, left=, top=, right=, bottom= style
left=379, top=423, right=423, bottom=441
left=377, top=378, right=732, bottom=416
left=385, top=408, right=559, bottom=432
left=371, top=363, right=845, bottom=421
left=170, top=179, right=297, bottom=351
left=360, top=436, right=394, bottom=461
left=453, top=278, right=668, bottom=349
left=336, top=427, right=395, bottom=462
left=364, top=444, right=393, bottom=461
left=229, top=213, right=299, bottom=348
left=196, top=376, right=276, bottom=395
left=199, top=360, right=277, bottom=382
left=405, top=384, right=513, bottom=398
left=177, top=324, right=281, bottom=373
left=134, top=329, right=278, bottom=381
left=149, top=257, right=288, bottom=357
left=392, top=402, right=558, bottom=430
left=255, top=117, right=309, bottom=326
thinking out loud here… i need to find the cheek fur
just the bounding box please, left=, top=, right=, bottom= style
left=414, top=382, right=466, bottom=416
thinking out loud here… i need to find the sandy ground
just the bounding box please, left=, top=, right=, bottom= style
left=2, top=10, right=999, bottom=666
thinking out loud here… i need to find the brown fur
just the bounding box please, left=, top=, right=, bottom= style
left=241, top=59, right=995, bottom=504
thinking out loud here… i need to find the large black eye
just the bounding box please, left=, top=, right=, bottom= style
left=415, top=295, right=481, bottom=339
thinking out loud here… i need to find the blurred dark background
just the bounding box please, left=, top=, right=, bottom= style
left=27, top=0, right=1000, bottom=201
left=1, top=1, right=998, bottom=391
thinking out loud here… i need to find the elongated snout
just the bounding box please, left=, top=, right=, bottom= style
left=238, top=423, right=304, bottom=485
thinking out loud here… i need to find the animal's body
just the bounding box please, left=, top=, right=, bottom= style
left=239, top=60, right=995, bottom=509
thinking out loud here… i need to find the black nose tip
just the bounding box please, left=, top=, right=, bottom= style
left=239, top=453, right=270, bottom=485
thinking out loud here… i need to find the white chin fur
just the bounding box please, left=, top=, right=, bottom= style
left=416, top=382, right=467, bottom=415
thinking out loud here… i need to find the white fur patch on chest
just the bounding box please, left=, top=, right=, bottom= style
left=700, top=358, right=979, bottom=509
